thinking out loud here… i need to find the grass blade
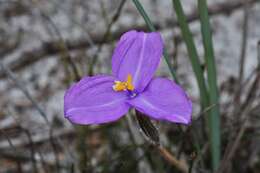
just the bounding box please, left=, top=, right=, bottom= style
left=132, top=0, right=179, bottom=83
left=198, top=0, right=221, bottom=170
left=172, top=0, right=214, bottom=170
left=172, top=0, right=209, bottom=109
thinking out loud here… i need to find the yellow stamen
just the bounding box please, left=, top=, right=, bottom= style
left=113, top=74, right=135, bottom=91
left=126, top=74, right=134, bottom=91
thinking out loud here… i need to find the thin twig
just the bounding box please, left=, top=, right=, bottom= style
left=0, top=61, right=74, bottom=170
left=8, top=112, right=38, bottom=173
left=23, top=129, right=38, bottom=173
left=257, top=41, right=260, bottom=68
left=241, top=69, right=260, bottom=111
left=38, top=151, right=49, bottom=173
left=0, top=128, right=17, bottom=152
left=217, top=42, right=260, bottom=173
left=134, top=111, right=189, bottom=173
left=49, top=126, right=61, bottom=173
left=157, top=146, right=188, bottom=173
left=125, top=114, right=153, bottom=173
left=234, top=2, right=250, bottom=105
left=33, top=0, right=81, bottom=81
left=0, top=61, right=50, bottom=125
left=88, top=0, right=126, bottom=75
left=216, top=106, right=251, bottom=173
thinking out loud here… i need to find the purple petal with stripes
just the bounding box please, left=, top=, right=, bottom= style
left=64, top=75, right=130, bottom=125
left=127, top=78, right=192, bottom=124
left=111, top=30, right=163, bottom=92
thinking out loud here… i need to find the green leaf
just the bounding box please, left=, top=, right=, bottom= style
left=198, top=0, right=221, bottom=170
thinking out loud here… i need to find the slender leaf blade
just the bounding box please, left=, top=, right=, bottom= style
left=198, top=0, right=221, bottom=170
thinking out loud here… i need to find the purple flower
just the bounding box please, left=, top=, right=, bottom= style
left=64, top=30, right=192, bottom=125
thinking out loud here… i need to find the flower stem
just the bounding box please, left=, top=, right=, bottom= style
left=135, top=111, right=188, bottom=173
left=157, top=146, right=188, bottom=173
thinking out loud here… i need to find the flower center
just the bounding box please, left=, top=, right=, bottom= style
left=113, top=74, right=134, bottom=92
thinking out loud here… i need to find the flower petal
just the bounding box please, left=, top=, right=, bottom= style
left=127, top=78, right=192, bottom=124
left=64, top=75, right=130, bottom=125
left=112, top=30, right=163, bottom=92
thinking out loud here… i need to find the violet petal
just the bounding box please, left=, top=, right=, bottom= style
left=111, top=30, right=163, bottom=92
left=64, top=75, right=130, bottom=125
left=127, top=78, right=192, bottom=124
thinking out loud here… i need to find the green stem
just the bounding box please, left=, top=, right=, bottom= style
left=198, top=0, right=221, bottom=170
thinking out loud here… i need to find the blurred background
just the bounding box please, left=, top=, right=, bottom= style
left=0, top=0, right=260, bottom=172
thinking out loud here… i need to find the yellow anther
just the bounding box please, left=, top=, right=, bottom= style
left=113, top=81, right=127, bottom=91
left=113, top=74, right=135, bottom=91
left=126, top=74, right=134, bottom=91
